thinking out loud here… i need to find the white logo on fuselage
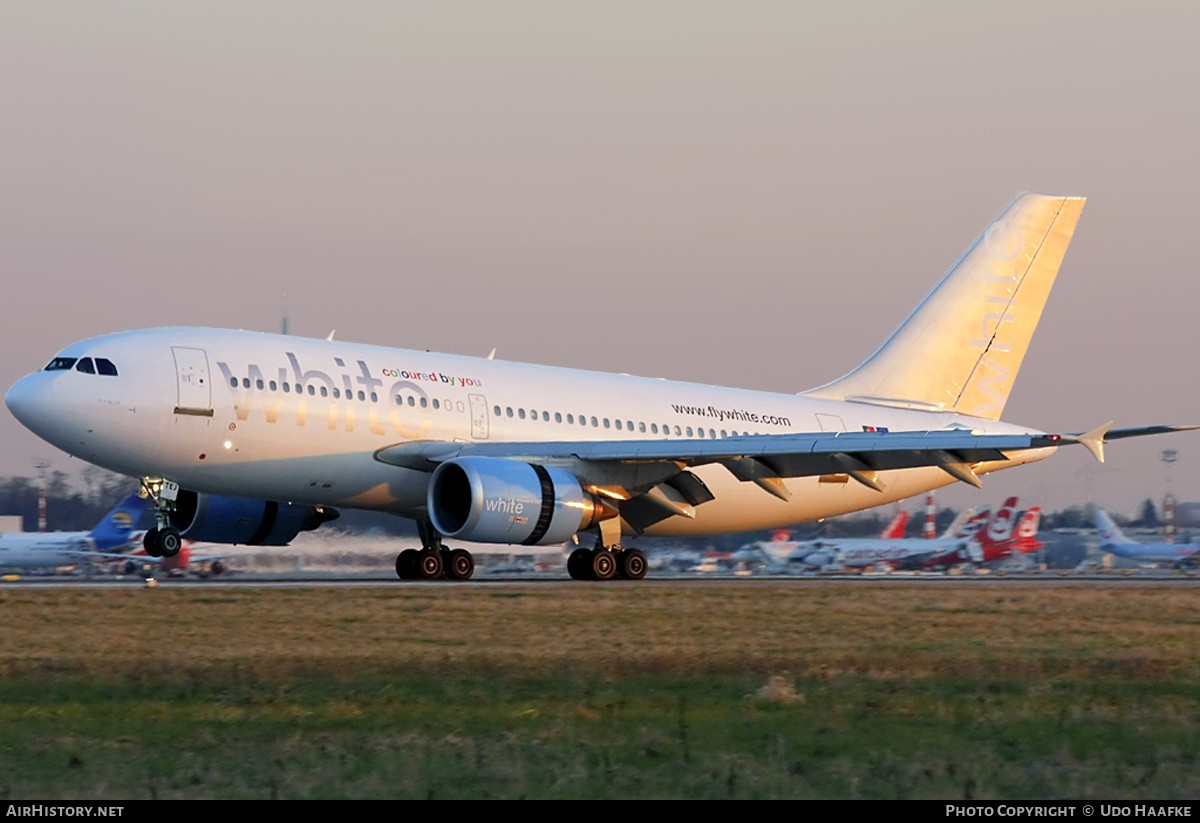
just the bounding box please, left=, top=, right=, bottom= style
left=216, top=353, right=475, bottom=439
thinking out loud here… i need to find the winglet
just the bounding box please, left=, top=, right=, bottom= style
left=1066, top=421, right=1115, bottom=463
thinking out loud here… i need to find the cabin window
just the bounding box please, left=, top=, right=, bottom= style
left=320, top=386, right=328, bottom=398
left=615, top=420, right=623, bottom=431
left=519, top=409, right=526, bottom=419
left=307, top=385, right=315, bottom=396
left=494, top=406, right=501, bottom=416
left=555, top=412, right=562, bottom=423
left=256, top=379, right=264, bottom=390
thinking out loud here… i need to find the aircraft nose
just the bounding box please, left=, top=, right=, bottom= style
left=5, top=373, right=42, bottom=431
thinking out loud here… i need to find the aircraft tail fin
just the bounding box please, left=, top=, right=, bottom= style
left=1015, top=507, right=1041, bottom=541
left=89, top=493, right=150, bottom=550
left=804, top=193, right=1086, bottom=420
left=981, top=496, right=1020, bottom=546
left=945, top=505, right=989, bottom=539
left=1094, top=506, right=1137, bottom=546
left=880, top=510, right=908, bottom=539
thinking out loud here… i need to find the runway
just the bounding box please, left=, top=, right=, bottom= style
left=5, top=570, right=1200, bottom=589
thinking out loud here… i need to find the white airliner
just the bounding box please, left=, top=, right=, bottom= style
left=0, top=494, right=148, bottom=570
left=4, top=193, right=1192, bottom=581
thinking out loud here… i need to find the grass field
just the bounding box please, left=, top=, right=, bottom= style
left=2, top=581, right=1199, bottom=799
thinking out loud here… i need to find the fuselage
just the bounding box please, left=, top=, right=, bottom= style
left=5, top=327, right=1057, bottom=537
left=1101, top=541, right=1199, bottom=563
left=0, top=531, right=97, bottom=568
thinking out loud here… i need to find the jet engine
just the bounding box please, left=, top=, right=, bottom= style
left=428, top=457, right=610, bottom=545
left=167, top=491, right=339, bottom=545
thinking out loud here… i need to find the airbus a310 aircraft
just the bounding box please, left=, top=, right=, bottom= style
left=5, top=193, right=1193, bottom=581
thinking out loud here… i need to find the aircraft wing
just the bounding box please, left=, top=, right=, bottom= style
left=377, top=423, right=1195, bottom=507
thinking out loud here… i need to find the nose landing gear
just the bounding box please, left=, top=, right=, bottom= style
left=140, top=478, right=182, bottom=559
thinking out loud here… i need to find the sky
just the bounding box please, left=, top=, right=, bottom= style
left=1, top=2, right=1197, bottom=518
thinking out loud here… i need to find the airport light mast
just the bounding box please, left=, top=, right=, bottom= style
left=33, top=459, right=48, bottom=532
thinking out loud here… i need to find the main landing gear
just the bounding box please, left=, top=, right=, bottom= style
left=567, top=545, right=647, bottom=580
left=140, top=478, right=182, bottom=559
left=395, top=521, right=475, bottom=581
left=567, top=517, right=647, bottom=581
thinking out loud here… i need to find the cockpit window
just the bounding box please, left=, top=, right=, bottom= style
left=45, top=357, right=77, bottom=371
left=75, top=358, right=96, bottom=374
left=95, top=358, right=118, bottom=376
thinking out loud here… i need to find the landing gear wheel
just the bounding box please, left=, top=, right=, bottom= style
left=617, top=548, right=647, bottom=580
left=444, top=548, right=474, bottom=580
left=417, top=548, right=444, bottom=579
left=568, top=548, right=592, bottom=580
left=396, top=549, right=420, bottom=580
left=157, top=527, right=182, bottom=559
left=590, top=548, right=617, bottom=581
left=143, top=529, right=163, bottom=558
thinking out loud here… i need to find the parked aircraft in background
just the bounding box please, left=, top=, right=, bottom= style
left=0, top=494, right=149, bottom=570
left=914, top=504, right=1043, bottom=570
left=1093, top=507, right=1199, bottom=567
left=117, top=535, right=232, bottom=577
left=732, top=509, right=912, bottom=571
left=788, top=500, right=1006, bottom=571
left=6, top=193, right=1192, bottom=581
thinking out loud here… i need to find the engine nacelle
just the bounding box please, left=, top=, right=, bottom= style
left=428, top=457, right=609, bottom=545
left=168, top=491, right=339, bottom=545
